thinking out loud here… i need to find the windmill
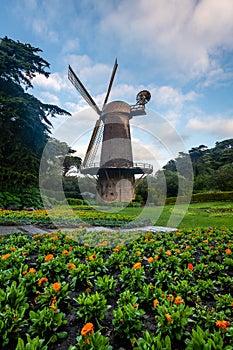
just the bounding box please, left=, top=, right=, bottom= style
left=68, top=59, right=153, bottom=202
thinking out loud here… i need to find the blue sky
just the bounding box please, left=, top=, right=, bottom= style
left=1, top=0, right=233, bottom=169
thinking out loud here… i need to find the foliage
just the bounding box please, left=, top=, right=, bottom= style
left=165, top=191, right=233, bottom=205
left=0, top=37, right=71, bottom=191
left=0, top=228, right=232, bottom=349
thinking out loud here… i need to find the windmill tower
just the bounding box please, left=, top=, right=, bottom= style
left=68, top=59, right=153, bottom=203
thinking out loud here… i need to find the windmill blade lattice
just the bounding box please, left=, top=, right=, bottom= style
left=85, top=122, right=104, bottom=167
left=68, top=65, right=101, bottom=115
left=82, top=118, right=103, bottom=167
left=102, top=58, right=118, bottom=109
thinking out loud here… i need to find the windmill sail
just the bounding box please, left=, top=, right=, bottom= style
left=68, top=65, right=101, bottom=115
left=82, top=118, right=103, bottom=167
left=102, top=58, right=118, bottom=108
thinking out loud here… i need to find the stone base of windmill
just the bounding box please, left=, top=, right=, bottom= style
left=96, top=172, right=135, bottom=203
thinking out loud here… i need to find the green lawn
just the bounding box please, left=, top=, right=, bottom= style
left=119, top=202, right=233, bottom=229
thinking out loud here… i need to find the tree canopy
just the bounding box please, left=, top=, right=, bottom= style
left=0, top=37, right=71, bottom=191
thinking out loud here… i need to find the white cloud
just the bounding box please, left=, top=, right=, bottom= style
left=187, top=116, right=233, bottom=137
left=33, top=72, right=65, bottom=91
left=100, top=0, right=233, bottom=80
left=151, top=86, right=198, bottom=109
left=39, top=92, right=60, bottom=105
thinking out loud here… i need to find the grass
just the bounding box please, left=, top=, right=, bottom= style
left=0, top=201, right=232, bottom=230
left=119, top=202, right=233, bottom=229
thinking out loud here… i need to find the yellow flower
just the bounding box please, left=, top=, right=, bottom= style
left=44, top=254, right=54, bottom=262
left=81, top=322, right=94, bottom=336
left=133, top=262, right=142, bottom=269
left=52, top=282, right=61, bottom=292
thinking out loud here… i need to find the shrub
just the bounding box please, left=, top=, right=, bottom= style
left=165, top=191, right=233, bottom=205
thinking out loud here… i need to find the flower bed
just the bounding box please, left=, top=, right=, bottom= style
left=0, top=227, right=232, bottom=349
left=0, top=208, right=146, bottom=228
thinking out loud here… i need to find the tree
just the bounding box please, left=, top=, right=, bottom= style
left=0, top=37, right=71, bottom=190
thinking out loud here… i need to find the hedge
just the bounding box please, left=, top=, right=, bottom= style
left=165, top=191, right=233, bottom=205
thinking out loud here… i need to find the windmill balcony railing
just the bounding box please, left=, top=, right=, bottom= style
left=81, top=162, right=153, bottom=173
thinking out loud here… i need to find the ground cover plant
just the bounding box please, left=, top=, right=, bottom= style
left=0, top=207, right=152, bottom=228
left=0, top=227, right=232, bottom=349
left=1, top=202, right=233, bottom=229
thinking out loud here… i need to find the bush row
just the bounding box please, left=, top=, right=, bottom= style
left=165, top=191, right=233, bottom=205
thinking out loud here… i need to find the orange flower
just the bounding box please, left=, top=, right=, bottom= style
left=165, top=250, right=172, bottom=256
left=216, top=320, right=230, bottom=330
left=225, top=248, right=231, bottom=254
left=186, top=246, right=190, bottom=250
left=1, top=253, right=11, bottom=259
left=167, top=294, right=174, bottom=301
left=67, top=263, right=75, bottom=270
left=69, top=247, right=73, bottom=251
left=174, top=296, right=184, bottom=305
left=10, top=247, right=16, bottom=251
left=38, top=277, right=48, bottom=286
left=165, top=314, right=173, bottom=322
left=132, top=304, right=138, bottom=308
left=88, top=254, right=96, bottom=261
left=153, top=299, right=159, bottom=308
left=175, top=249, right=181, bottom=254
left=52, top=282, right=61, bottom=292
left=147, top=257, right=153, bottom=263
left=133, top=262, right=142, bottom=269
left=29, top=268, right=36, bottom=274
left=51, top=236, right=58, bottom=241
left=22, top=270, right=27, bottom=275
left=135, top=251, right=141, bottom=255
left=154, top=255, right=159, bottom=260
left=62, top=250, right=69, bottom=255
left=49, top=304, right=57, bottom=312
left=187, top=263, right=194, bottom=271
left=114, top=246, right=121, bottom=252
left=44, top=254, right=54, bottom=262
left=81, top=322, right=94, bottom=336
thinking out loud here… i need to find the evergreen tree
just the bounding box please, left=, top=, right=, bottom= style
left=0, top=37, right=71, bottom=190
